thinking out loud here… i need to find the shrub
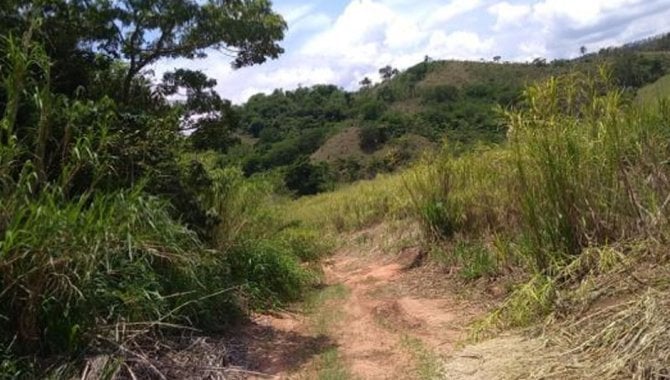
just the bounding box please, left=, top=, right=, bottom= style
left=358, top=98, right=387, bottom=120
left=359, top=124, right=389, bottom=152
left=226, top=239, right=314, bottom=308
left=284, top=158, right=333, bottom=196
left=421, top=85, right=460, bottom=104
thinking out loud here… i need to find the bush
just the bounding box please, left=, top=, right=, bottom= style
left=359, top=124, right=389, bottom=152
left=284, top=158, right=333, bottom=196
left=358, top=98, right=387, bottom=120
left=421, top=85, right=460, bottom=104
left=226, top=239, right=314, bottom=308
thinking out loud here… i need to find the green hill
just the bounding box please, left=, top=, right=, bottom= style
left=204, top=33, right=670, bottom=196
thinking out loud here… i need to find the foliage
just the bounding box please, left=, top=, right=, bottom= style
left=284, top=158, right=333, bottom=196
left=1, top=186, right=206, bottom=353
left=359, top=124, right=389, bottom=152
left=610, top=52, right=665, bottom=88
left=0, top=6, right=331, bottom=376
left=1, top=0, right=287, bottom=102
left=399, top=70, right=670, bottom=337
left=223, top=37, right=669, bottom=193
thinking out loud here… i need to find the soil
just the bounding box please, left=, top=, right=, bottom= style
left=224, top=243, right=539, bottom=379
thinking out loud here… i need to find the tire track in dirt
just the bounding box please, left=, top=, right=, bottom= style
left=239, top=247, right=486, bottom=379
left=321, top=250, right=483, bottom=379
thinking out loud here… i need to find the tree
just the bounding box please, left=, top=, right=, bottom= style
left=1, top=0, right=287, bottom=102
left=359, top=76, right=372, bottom=88
left=160, top=69, right=226, bottom=128
left=532, top=57, right=547, bottom=67
left=284, top=158, right=332, bottom=196
left=379, top=65, right=399, bottom=81
left=493, top=56, right=501, bottom=63
left=111, top=0, right=287, bottom=100
left=160, top=69, right=241, bottom=151
left=359, top=125, right=388, bottom=152
left=580, top=45, right=588, bottom=56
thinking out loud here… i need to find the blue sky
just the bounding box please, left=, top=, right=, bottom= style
left=154, top=0, right=670, bottom=104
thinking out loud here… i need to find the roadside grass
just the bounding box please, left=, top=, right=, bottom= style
left=400, top=335, right=443, bottom=380
left=303, top=284, right=350, bottom=336
left=314, top=348, right=352, bottom=380
left=299, top=285, right=353, bottom=380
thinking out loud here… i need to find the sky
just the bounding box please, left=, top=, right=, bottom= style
left=153, top=0, right=670, bottom=104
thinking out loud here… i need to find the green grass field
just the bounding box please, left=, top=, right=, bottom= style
left=637, top=73, right=670, bottom=105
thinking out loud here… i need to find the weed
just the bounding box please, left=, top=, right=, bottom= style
left=471, top=274, right=555, bottom=339
left=315, top=348, right=352, bottom=380
left=400, top=335, right=442, bottom=380
left=454, top=242, right=498, bottom=280
left=304, top=284, right=350, bottom=335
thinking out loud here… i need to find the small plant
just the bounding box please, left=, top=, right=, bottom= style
left=315, top=348, right=351, bottom=380
left=454, top=242, right=498, bottom=280
left=400, top=335, right=443, bottom=380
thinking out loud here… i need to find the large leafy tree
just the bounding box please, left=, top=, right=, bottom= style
left=2, top=0, right=287, bottom=101
left=96, top=0, right=287, bottom=100
left=160, top=68, right=241, bottom=151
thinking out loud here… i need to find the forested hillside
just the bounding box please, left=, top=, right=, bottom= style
left=207, top=36, right=670, bottom=194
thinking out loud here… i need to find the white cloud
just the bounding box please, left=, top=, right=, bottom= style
left=427, top=31, right=494, bottom=59
left=150, top=0, right=670, bottom=104
left=289, top=13, right=332, bottom=35
left=427, top=0, right=483, bottom=27
left=488, top=2, right=531, bottom=31
left=276, top=3, right=315, bottom=24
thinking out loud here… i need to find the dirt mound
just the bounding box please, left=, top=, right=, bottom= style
left=373, top=300, right=424, bottom=331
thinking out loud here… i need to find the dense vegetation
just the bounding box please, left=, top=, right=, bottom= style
left=0, top=1, right=328, bottom=377
left=199, top=39, right=670, bottom=195
left=285, top=69, right=670, bottom=378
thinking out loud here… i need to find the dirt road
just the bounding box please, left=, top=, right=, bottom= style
left=236, top=245, right=505, bottom=379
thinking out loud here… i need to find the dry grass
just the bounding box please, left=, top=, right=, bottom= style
left=417, top=61, right=474, bottom=88
left=535, top=290, right=670, bottom=379
left=311, top=127, right=365, bottom=163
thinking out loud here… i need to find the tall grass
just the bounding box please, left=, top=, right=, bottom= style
left=0, top=28, right=326, bottom=373
left=509, top=70, right=670, bottom=272
left=401, top=69, right=670, bottom=334
left=286, top=172, right=413, bottom=233
left=0, top=187, right=213, bottom=352
left=404, top=145, right=517, bottom=242
left=406, top=69, right=670, bottom=271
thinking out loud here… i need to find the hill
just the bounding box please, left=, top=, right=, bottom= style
left=196, top=33, right=670, bottom=196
